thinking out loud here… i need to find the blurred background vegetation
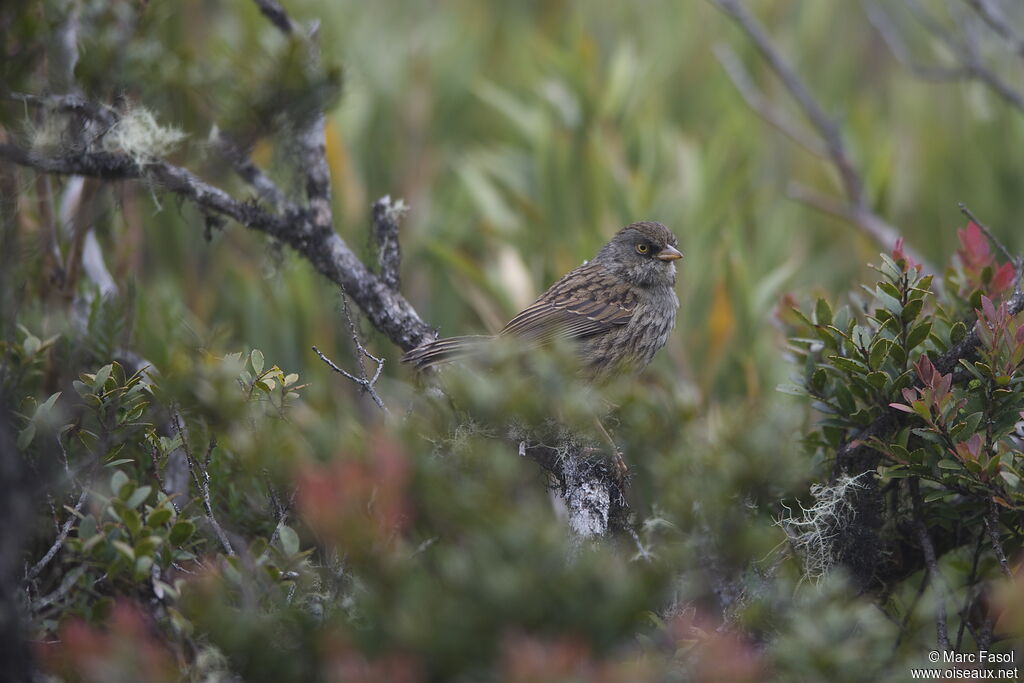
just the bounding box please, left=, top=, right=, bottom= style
left=3, top=0, right=1024, bottom=680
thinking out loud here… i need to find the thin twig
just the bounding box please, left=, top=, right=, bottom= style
left=31, top=564, right=88, bottom=612
left=861, top=0, right=972, bottom=82
left=901, top=0, right=1024, bottom=113
left=24, top=488, right=88, bottom=582
left=788, top=182, right=937, bottom=273
left=961, top=0, right=1024, bottom=57
left=710, top=0, right=865, bottom=205
left=171, top=414, right=235, bottom=556
left=711, top=43, right=827, bottom=158
left=984, top=498, right=1012, bottom=577
left=910, top=478, right=951, bottom=651
left=710, top=0, right=937, bottom=274
left=312, top=334, right=386, bottom=412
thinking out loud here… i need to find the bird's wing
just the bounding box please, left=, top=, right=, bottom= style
left=500, top=262, right=634, bottom=343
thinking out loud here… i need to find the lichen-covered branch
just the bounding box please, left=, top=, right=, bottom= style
left=0, top=140, right=435, bottom=351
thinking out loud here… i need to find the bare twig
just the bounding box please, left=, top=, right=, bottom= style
left=909, top=478, right=950, bottom=651
left=862, top=0, right=972, bottom=81
left=711, top=43, right=827, bottom=158
left=171, top=414, right=235, bottom=556
left=984, top=499, right=1013, bottom=577
left=788, top=182, right=936, bottom=273
left=709, top=0, right=937, bottom=273
left=372, top=195, right=406, bottom=291
left=31, top=564, right=88, bottom=613
left=309, top=309, right=385, bottom=413
left=710, top=0, right=865, bottom=205
left=961, top=0, right=1024, bottom=57
left=881, top=0, right=1024, bottom=114
left=24, top=488, right=88, bottom=582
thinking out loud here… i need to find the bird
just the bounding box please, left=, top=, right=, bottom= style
left=402, top=221, right=682, bottom=380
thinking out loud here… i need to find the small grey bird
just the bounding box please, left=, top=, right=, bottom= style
left=403, top=221, right=681, bottom=379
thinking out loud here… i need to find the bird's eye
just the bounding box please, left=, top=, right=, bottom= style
left=635, top=243, right=649, bottom=255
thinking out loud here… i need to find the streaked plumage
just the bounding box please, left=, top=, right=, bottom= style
left=402, top=221, right=681, bottom=379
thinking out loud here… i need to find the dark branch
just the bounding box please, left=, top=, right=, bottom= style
left=251, top=0, right=296, bottom=35
left=0, top=141, right=435, bottom=350
left=212, top=131, right=289, bottom=211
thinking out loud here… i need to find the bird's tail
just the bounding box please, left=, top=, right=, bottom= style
left=401, top=335, right=492, bottom=369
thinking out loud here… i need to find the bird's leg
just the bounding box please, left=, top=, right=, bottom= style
left=593, top=415, right=627, bottom=483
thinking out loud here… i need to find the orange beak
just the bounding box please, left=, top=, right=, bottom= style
left=656, top=245, right=683, bottom=261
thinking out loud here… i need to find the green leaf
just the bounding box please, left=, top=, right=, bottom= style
left=866, top=371, right=889, bottom=389
left=17, top=423, right=36, bottom=450
left=24, top=335, right=40, bottom=356
left=950, top=321, right=967, bottom=345
left=78, top=516, right=97, bottom=540
left=776, top=383, right=805, bottom=396
left=147, top=508, right=172, bottom=527
left=906, top=321, right=932, bottom=350
left=250, top=349, right=265, bottom=375
left=110, top=470, right=129, bottom=497
left=815, top=298, right=833, bottom=326
left=113, top=540, right=135, bottom=561
left=93, top=364, right=113, bottom=391
left=937, top=459, right=961, bottom=470
left=829, top=355, right=869, bottom=375
left=104, top=458, right=134, bottom=468
left=124, top=486, right=152, bottom=510
left=877, top=281, right=901, bottom=301
left=169, top=520, right=196, bottom=545
left=869, top=339, right=892, bottom=369
left=901, top=298, right=924, bottom=323
left=923, top=489, right=955, bottom=502
left=278, top=525, right=300, bottom=556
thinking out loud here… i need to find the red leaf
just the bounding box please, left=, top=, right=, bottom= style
left=958, top=222, right=991, bottom=270
left=889, top=403, right=915, bottom=413
left=990, top=262, right=1016, bottom=296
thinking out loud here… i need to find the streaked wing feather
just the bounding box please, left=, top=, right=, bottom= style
left=500, top=263, right=633, bottom=343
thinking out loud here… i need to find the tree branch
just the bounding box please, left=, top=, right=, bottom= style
left=0, top=141, right=435, bottom=351
left=172, top=415, right=235, bottom=557
left=868, top=0, right=1024, bottom=114
left=24, top=488, right=88, bottom=582
left=709, top=0, right=935, bottom=273
left=312, top=290, right=387, bottom=412
left=372, top=195, right=405, bottom=291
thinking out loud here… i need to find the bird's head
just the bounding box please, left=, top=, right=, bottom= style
left=594, top=221, right=682, bottom=288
